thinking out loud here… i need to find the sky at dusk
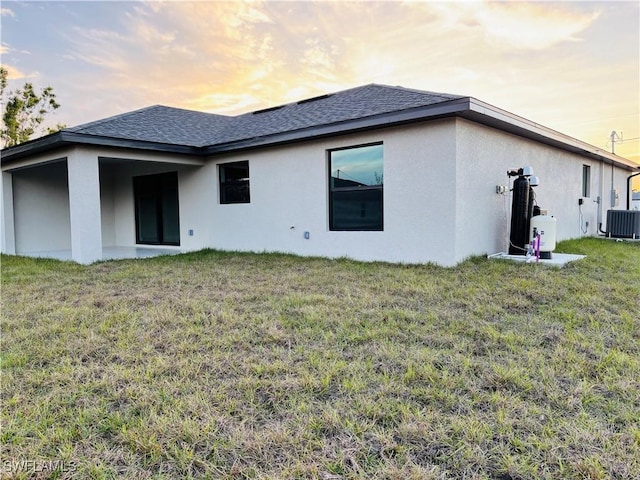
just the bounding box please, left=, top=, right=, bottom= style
left=1, top=0, right=639, bottom=164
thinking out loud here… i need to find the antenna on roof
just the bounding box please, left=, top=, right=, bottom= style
left=610, top=131, right=622, bottom=154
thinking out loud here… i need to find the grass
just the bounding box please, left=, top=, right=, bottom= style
left=1, top=237, right=639, bottom=479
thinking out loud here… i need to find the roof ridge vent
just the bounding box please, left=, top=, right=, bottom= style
left=297, top=94, right=331, bottom=105
left=252, top=105, right=286, bottom=115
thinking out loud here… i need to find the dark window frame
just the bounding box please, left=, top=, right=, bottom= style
left=328, top=142, right=384, bottom=231
left=582, top=164, right=591, bottom=198
left=219, top=161, right=250, bottom=204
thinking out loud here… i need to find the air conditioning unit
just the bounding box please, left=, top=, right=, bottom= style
left=606, top=210, right=640, bottom=239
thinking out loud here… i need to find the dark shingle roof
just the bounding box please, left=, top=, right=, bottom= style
left=66, top=105, right=232, bottom=146
left=209, top=84, right=463, bottom=146
left=64, top=84, right=464, bottom=148
left=4, top=83, right=637, bottom=170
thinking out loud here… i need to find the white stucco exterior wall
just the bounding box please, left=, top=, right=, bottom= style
left=106, top=161, right=178, bottom=249
left=205, top=120, right=460, bottom=265
left=98, top=157, right=206, bottom=251
left=453, top=119, right=633, bottom=262
left=2, top=118, right=635, bottom=266
left=67, top=148, right=103, bottom=264
left=178, top=166, right=216, bottom=252
left=12, top=161, right=71, bottom=254
left=109, top=163, right=137, bottom=248
left=5, top=147, right=206, bottom=260
left=454, top=120, right=511, bottom=262
left=1, top=171, right=16, bottom=254
left=99, top=166, right=116, bottom=247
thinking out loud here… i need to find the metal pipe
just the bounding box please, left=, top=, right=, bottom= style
left=627, top=169, right=640, bottom=210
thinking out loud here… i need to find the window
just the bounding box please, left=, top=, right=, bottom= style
left=329, top=143, right=383, bottom=231
left=582, top=164, right=591, bottom=198
left=220, top=161, right=250, bottom=204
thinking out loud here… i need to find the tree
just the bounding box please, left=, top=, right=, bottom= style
left=1, top=66, right=64, bottom=148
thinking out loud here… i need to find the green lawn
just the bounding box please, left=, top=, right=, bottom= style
left=1, top=238, right=639, bottom=479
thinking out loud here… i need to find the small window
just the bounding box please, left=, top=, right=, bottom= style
left=220, top=161, right=250, bottom=204
left=582, top=164, right=591, bottom=198
left=329, top=143, right=383, bottom=231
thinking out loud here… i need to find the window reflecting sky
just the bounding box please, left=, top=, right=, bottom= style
left=331, top=144, right=383, bottom=186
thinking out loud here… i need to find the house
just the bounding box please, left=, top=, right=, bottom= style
left=1, top=84, right=638, bottom=266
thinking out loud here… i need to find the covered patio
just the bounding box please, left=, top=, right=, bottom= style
left=1, top=146, right=204, bottom=264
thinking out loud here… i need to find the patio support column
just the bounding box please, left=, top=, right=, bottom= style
left=67, top=149, right=102, bottom=264
left=1, top=171, right=16, bottom=254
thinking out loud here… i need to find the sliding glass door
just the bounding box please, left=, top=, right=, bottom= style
left=134, top=172, right=180, bottom=246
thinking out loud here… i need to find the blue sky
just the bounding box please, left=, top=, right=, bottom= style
left=1, top=1, right=638, bottom=162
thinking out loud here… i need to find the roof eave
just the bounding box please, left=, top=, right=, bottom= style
left=462, top=98, right=638, bottom=171
left=1, top=131, right=67, bottom=162
left=203, top=97, right=472, bottom=155
left=3, top=95, right=636, bottom=172
left=204, top=98, right=638, bottom=171
left=1, top=131, right=203, bottom=166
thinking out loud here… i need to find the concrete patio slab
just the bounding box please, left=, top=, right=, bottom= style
left=18, top=247, right=184, bottom=263
left=487, top=252, right=586, bottom=267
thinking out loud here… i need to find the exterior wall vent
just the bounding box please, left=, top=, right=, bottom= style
left=606, top=210, right=640, bottom=239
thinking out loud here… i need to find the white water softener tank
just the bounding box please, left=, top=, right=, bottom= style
left=529, top=215, right=557, bottom=259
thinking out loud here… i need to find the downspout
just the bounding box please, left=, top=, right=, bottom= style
left=627, top=169, right=640, bottom=210
left=597, top=159, right=605, bottom=235
left=611, top=161, right=615, bottom=207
